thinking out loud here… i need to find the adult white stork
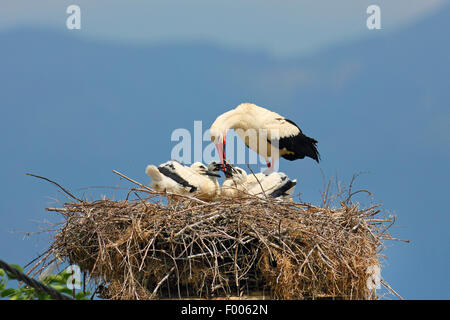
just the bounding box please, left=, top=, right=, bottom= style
left=145, top=160, right=221, bottom=201
left=208, top=162, right=297, bottom=200
left=209, top=103, right=320, bottom=171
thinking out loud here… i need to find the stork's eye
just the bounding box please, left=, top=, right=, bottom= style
left=211, top=135, right=220, bottom=143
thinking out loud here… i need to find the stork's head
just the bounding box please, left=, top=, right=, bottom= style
left=228, top=166, right=247, bottom=184
left=210, top=108, right=242, bottom=172
left=207, top=161, right=245, bottom=181
left=209, top=126, right=228, bottom=172
left=190, top=162, right=221, bottom=180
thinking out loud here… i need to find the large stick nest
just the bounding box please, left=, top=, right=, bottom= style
left=41, top=174, right=399, bottom=300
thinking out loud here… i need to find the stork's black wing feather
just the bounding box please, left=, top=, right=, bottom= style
left=268, top=179, right=297, bottom=198
left=158, top=166, right=198, bottom=192
left=269, top=118, right=320, bottom=163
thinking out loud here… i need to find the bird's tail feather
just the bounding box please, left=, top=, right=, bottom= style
left=145, top=165, right=162, bottom=181
left=304, top=135, right=320, bottom=163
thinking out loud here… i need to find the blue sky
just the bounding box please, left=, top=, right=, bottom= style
left=0, top=1, right=449, bottom=300
left=0, top=0, right=446, bottom=57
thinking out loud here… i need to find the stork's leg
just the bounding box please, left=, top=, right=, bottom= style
left=271, top=159, right=277, bottom=171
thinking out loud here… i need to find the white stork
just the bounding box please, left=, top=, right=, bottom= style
left=189, top=162, right=221, bottom=200
left=208, top=162, right=297, bottom=200
left=214, top=164, right=249, bottom=198
left=247, top=171, right=297, bottom=199
left=209, top=103, right=320, bottom=171
left=145, top=160, right=221, bottom=201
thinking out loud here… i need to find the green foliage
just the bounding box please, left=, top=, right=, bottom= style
left=0, top=265, right=90, bottom=300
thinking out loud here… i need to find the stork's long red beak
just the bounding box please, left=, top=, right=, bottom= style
left=215, top=137, right=227, bottom=171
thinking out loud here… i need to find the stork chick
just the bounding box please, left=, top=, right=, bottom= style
left=146, top=160, right=220, bottom=201
left=208, top=162, right=297, bottom=200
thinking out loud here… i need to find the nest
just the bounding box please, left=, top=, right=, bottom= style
left=30, top=171, right=402, bottom=300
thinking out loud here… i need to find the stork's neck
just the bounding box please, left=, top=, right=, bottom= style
left=213, top=109, right=253, bottom=132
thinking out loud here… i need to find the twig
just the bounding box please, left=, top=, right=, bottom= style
left=0, top=258, right=74, bottom=300
left=150, top=266, right=175, bottom=299
left=26, top=173, right=82, bottom=202
left=246, top=165, right=267, bottom=199
left=381, top=279, right=404, bottom=300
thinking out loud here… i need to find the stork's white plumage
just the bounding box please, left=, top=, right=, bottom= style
left=247, top=171, right=297, bottom=199
left=208, top=162, right=297, bottom=200
left=219, top=165, right=248, bottom=198
left=146, top=164, right=186, bottom=194
left=146, top=160, right=220, bottom=201
left=189, top=162, right=221, bottom=200
left=210, top=103, right=320, bottom=171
